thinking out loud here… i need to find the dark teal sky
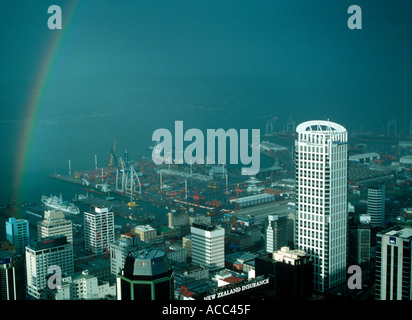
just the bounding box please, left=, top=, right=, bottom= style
left=0, top=0, right=412, bottom=201
left=2, top=1, right=411, bottom=126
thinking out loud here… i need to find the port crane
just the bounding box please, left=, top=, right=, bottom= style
left=115, top=156, right=142, bottom=196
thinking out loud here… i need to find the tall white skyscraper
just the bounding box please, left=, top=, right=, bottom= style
left=191, top=224, right=225, bottom=271
left=295, top=120, right=348, bottom=292
left=84, top=206, right=114, bottom=255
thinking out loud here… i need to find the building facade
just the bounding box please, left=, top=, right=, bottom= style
left=266, top=214, right=288, bottom=253
left=53, top=270, right=116, bottom=300
left=84, top=207, right=114, bottom=254
left=25, top=235, right=74, bottom=300
left=191, top=224, right=225, bottom=271
left=0, top=249, right=18, bottom=300
left=109, top=233, right=142, bottom=282
left=255, top=247, right=313, bottom=300
left=5, top=218, right=29, bottom=256
left=295, top=120, right=348, bottom=292
left=367, top=185, right=385, bottom=227
left=375, top=227, right=412, bottom=300
left=134, top=225, right=156, bottom=243
left=37, top=210, right=73, bottom=243
left=349, top=225, right=371, bottom=266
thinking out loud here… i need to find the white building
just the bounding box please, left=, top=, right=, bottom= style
left=54, top=270, right=116, bottom=300
left=84, top=207, right=114, bottom=255
left=273, top=246, right=310, bottom=266
left=37, top=210, right=73, bottom=243
left=25, top=235, right=74, bottom=300
left=109, top=233, right=141, bottom=281
left=134, top=224, right=157, bottom=243
left=295, top=120, right=348, bottom=292
left=348, top=152, right=380, bottom=165
left=191, top=224, right=225, bottom=271
left=375, top=227, right=412, bottom=300
left=266, top=214, right=288, bottom=253
left=367, top=185, right=385, bottom=227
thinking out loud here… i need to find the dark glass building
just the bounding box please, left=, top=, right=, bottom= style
left=255, top=247, right=313, bottom=300
left=116, top=249, right=174, bottom=300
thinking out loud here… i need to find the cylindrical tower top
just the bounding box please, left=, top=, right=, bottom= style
left=296, top=120, right=346, bottom=135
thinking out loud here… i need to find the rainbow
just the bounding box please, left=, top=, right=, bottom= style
left=13, top=0, right=82, bottom=203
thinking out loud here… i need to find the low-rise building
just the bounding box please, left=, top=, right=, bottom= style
left=134, top=225, right=157, bottom=243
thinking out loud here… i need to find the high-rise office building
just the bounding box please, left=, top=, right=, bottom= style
left=84, top=206, right=114, bottom=254
left=375, top=227, right=412, bottom=300
left=191, top=223, right=225, bottom=271
left=0, top=239, right=27, bottom=301
left=116, top=249, right=174, bottom=300
left=5, top=218, right=29, bottom=256
left=0, top=250, right=18, bottom=300
left=37, top=210, right=73, bottom=243
left=25, top=235, right=74, bottom=300
left=367, top=185, right=385, bottom=227
left=0, top=241, right=25, bottom=301
left=266, top=214, right=288, bottom=253
left=349, top=225, right=371, bottom=266
left=295, top=120, right=348, bottom=293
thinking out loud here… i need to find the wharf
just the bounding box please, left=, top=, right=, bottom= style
left=49, top=173, right=84, bottom=186
left=49, top=173, right=172, bottom=208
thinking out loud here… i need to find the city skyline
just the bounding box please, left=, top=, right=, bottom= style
left=1, top=0, right=412, bottom=311
left=1, top=115, right=412, bottom=305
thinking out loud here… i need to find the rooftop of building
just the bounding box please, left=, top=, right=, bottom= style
left=273, top=246, right=310, bottom=263
left=124, top=249, right=171, bottom=277
left=29, top=235, right=68, bottom=250
left=221, top=276, right=243, bottom=284
left=296, top=120, right=346, bottom=134
left=385, top=227, right=412, bottom=239
left=225, top=251, right=259, bottom=264
left=44, top=210, right=65, bottom=221
left=349, top=152, right=380, bottom=160
left=85, top=206, right=112, bottom=215
left=230, top=192, right=275, bottom=204
left=191, top=223, right=217, bottom=232
left=134, top=224, right=156, bottom=232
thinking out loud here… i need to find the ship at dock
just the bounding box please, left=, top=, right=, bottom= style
left=41, top=194, right=80, bottom=215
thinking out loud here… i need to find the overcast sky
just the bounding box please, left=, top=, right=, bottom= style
left=1, top=0, right=412, bottom=201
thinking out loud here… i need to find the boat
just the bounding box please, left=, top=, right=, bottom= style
left=73, top=192, right=89, bottom=201
left=95, top=182, right=111, bottom=193
left=41, top=194, right=80, bottom=215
